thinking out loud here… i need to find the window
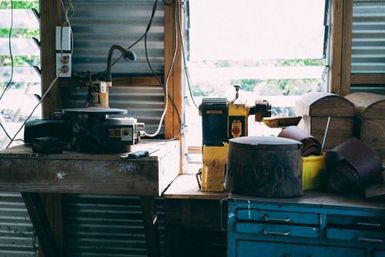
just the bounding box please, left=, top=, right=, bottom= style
left=184, top=0, right=328, bottom=150
left=0, top=0, right=41, bottom=149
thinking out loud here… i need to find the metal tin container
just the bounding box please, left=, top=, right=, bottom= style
left=225, top=136, right=303, bottom=197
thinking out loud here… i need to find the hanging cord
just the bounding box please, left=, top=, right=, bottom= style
left=106, top=0, right=159, bottom=73
left=6, top=77, right=59, bottom=149
left=0, top=0, right=14, bottom=141
left=176, top=0, right=198, bottom=109
left=143, top=0, right=181, bottom=137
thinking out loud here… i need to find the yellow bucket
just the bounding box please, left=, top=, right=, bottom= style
left=302, top=153, right=325, bottom=190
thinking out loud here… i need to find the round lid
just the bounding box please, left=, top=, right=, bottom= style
left=62, top=107, right=127, bottom=115
left=229, top=136, right=302, bottom=150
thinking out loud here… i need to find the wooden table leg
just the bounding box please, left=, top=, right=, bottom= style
left=21, top=193, right=59, bottom=257
left=141, top=196, right=160, bottom=257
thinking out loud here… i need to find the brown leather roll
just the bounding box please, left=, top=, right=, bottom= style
left=278, top=126, right=321, bottom=157
left=326, top=137, right=383, bottom=194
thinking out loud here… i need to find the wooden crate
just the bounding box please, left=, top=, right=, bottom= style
left=295, top=92, right=355, bottom=152
left=345, top=92, right=385, bottom=160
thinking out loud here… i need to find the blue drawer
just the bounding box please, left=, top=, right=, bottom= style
left=327, top=228, right=385, bottom=244
left=328, top=214, right=385, bottom=229
left=375, top=251, right=385, bottom=257
left=237, top=209, right=319, bottom=225
left=236, top=223, right=319, bottom=239
left=237, top=240, right=365, bottom=257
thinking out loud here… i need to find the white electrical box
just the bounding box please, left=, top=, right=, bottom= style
left=56, top=26, right=72, bottom=77
left=55, top=26, right=72, bottom=51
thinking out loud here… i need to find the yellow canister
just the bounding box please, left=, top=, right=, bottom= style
left=302, top=153, right=325, bottom=190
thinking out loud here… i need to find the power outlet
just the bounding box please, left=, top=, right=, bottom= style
left=56, top=53, right=72, bottom=77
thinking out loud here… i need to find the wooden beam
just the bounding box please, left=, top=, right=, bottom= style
left=164, top=2, right=183, bottom=139
left=340, top=0, right=353, bottom=96
left=351, top=74, right=385, bottom=85
left=141, top=197, right=160, bottom=257
left=21, top=193, right=59, bottom=257
left=330, top=0, right=344, bottom=94
left=40, top=0, right=62, bottom=117
left=59, top=76, right=161, bottom=88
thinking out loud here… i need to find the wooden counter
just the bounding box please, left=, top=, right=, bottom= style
left=0, top=140, right=180, bottom=196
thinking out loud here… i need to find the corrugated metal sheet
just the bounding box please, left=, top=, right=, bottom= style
left=0, top=193, right=37, bottom=257
left=63, top=195, right=165, bottom=257
left=61, top=84, right=165, bottom=135
left=351, top=0, right=385, bottom=73
left=69, top=0, right=165, bottom=76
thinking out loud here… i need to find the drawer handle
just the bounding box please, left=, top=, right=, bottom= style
left=264, top=215, right=291, bottom=223
left=358, top=237, right=383, bottom=243
left=357, top=222, right=381, bottom=227
left=263, top=229, right=290, bottom=237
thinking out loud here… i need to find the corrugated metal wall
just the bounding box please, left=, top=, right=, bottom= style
left=0, top=193, right=37, bottom=257
left=351, top=0, right=385, bottom=74
left=69, top=0, right=165, bottom=76
left=63, top=195, right=165, bottom=257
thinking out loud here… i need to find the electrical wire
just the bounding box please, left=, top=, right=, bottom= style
left=6, top=76, right=59, bottom=149
left=143, top=0, right=181, bottom=137
left=176, top=1, right=199, bottom=109
left=0, top=0, right=14, bottom=102
left=0, top=0, right=14, bottom=143
left=106, top=0, right=159, bottom=73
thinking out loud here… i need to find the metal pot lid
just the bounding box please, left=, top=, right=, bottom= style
left=229, top=136, right=302, bottom=150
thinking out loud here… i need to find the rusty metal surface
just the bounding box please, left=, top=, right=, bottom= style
left=327, top=137, right=383, bottom=193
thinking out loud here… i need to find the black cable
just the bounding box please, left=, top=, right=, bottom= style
left=105, top=0, right=159, bottom=75
left=0, top=122, right=12, bottom=141
left=6, top=77, right=59, bottom=149
left=0, top=0, right=14, bottom=143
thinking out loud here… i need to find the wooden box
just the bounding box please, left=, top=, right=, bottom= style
left=345, top=92, right=385, bottom=160
left=295, top=92, right=355, bottom=152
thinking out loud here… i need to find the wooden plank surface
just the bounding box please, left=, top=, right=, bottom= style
left=0, top=140, right=180, bottom=195
left=351, top=74, right=385, bottom=85
left=163, top=174, right=229, bottom=200
left=165, top=175, right=385, bottom=210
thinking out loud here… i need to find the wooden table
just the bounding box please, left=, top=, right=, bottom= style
left=0, top=140, right=180, bottom=257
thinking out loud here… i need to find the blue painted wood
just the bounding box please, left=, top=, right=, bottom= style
left=236, top=223, right=319, bottom=239
left=228, top=197, right=385, bottom=257
left=375, top=250, right=385, bottom=257
left=236, top=208, right=319, bottom=225
left=327, top=228, right=385, bottom=243
left=237, top=240, right=365, bottom=257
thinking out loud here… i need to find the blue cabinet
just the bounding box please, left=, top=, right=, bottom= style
left=228, top=193, right=385, bottom=257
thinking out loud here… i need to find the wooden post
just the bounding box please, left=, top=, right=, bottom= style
left=141, top=197, right=160, bottom=257
left=329, top=0, right=353, bottom=96
left=40, top=0, right=61, bottom=117
left=39, top=2, right=64, bottom=257
left=329, top=0, right=343, bottom=94
left=164, top=1, right=183, bottom=139
left=340, top=0, right=353, bottom=96
left=21, top=193, right=59, bottom=257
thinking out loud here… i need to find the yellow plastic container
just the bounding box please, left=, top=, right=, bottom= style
left=302, top=153, right=325, bottom=190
